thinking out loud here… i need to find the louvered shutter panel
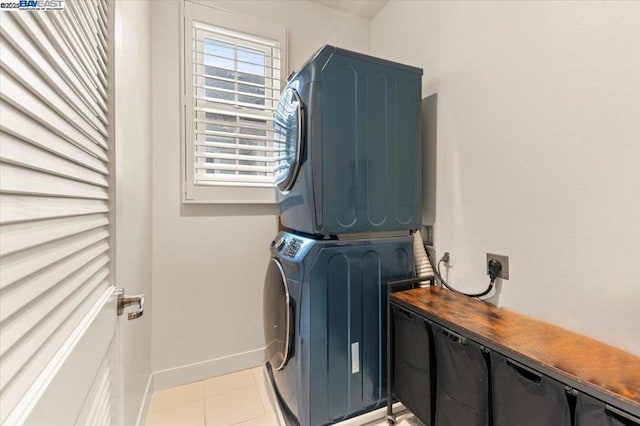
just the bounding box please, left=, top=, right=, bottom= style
left=190, top=22, right=281, bottom=187
left=0, top=0, right=112, bottom=421
left=183, top=1, right=287, bottom=203
left=74, top=339, right=115, bottom=426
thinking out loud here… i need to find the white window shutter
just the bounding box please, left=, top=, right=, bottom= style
left=183, top=1, right=287, bottom=203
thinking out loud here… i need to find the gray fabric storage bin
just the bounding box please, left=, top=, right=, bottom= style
left=393, top=306, right=434, bottom=425
left=576, top=392, right=640, bottom=426
left=432, top=323, right=490, bottom=426
left=491, top=351, right=571, bottom=426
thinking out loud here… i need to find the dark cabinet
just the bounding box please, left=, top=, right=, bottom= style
left=386, top=286, right=640, bottom=426
left=432, top=323, right=489, bottom=426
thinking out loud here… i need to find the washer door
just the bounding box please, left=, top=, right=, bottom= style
left=263, top=259, right=292, bottom=371
left=274, top=87, right=305, bottom=193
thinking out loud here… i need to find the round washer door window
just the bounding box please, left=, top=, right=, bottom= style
left=263, top=259, right=292, bottom=371
left=273, top=87, right=305, bottom=193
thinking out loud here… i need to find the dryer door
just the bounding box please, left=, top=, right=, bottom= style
left=263, top=259, right=292, bottom=370
left=274, top=87, right=305, bottom=193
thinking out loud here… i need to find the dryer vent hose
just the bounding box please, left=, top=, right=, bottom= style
left=413, top=229, right=434, bottom=285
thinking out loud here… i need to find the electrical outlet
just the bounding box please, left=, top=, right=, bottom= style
left=486, top=253, right=509, bottom=280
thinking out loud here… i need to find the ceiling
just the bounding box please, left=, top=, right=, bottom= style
left=310, top=0, right=389, bottom=20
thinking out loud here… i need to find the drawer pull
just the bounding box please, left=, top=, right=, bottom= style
left=507, top=359, right=542, bottom=384
left=442, top=328, right=466, bottom=345
left=399, top=309, right=415, bottom=320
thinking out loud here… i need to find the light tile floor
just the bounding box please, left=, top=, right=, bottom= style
left=145, top=367, right=277, bottom=426
left=145, top=367, right=420, bottom=426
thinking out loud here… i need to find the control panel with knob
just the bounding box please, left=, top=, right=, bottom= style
left=275, top=236, right=287, bottom=251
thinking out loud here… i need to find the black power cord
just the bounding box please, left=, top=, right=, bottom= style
left=430, top=249, right=502, bottom=298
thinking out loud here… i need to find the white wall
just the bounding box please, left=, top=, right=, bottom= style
left=372, top=1, right=640, bottom=355
left=114, top=1, right=153, bottom=424
left=151, top=0, right=371, bottom=389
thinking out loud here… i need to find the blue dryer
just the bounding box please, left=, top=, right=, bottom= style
left=263, top=231, right=414, bottom=425
left=274, top=46, right=423, bottom=235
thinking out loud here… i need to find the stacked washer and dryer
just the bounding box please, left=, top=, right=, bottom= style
left=262, top=45, right=423, bottom=426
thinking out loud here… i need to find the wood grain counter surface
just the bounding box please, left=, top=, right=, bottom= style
left=390, top=286, right=640, bottom=417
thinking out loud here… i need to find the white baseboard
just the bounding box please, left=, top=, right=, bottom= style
left=152, top=347, right=265, bottom=391
left=135, top=374, right=154, bottom=426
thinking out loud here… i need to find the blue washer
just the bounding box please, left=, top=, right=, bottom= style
left=263, top=231, right=414, bottom=425
left=274, top=45, right=423, bottom=235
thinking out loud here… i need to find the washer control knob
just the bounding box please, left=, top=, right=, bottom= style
left=275, top=236, right=287, bottom=251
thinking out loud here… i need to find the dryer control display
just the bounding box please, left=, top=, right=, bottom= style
left=283, top=238, right=303, bottom=258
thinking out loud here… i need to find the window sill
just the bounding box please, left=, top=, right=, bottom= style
left=182, top=199, right=277, bottom=205
left=183, top=184, right=277, bottom=205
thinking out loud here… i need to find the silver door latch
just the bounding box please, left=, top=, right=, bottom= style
left=116, top=288, right=145, bottom=320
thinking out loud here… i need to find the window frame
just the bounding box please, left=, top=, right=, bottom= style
left=182, top=1, right=288, bottom=204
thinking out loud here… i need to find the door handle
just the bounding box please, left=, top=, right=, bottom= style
left=116, top=288, right=145, bottom=320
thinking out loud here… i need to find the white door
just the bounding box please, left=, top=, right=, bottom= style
left=0, top=1, right=137, bottom=424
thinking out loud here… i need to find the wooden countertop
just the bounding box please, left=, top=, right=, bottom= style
left=390, top=286, right=640, bottom=417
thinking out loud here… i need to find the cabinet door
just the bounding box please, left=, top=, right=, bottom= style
left=432, top=323, right=489, bottom=426
left=393, top=306, right=434, bottom=425
left=491, top=352, right=571, bottom=426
